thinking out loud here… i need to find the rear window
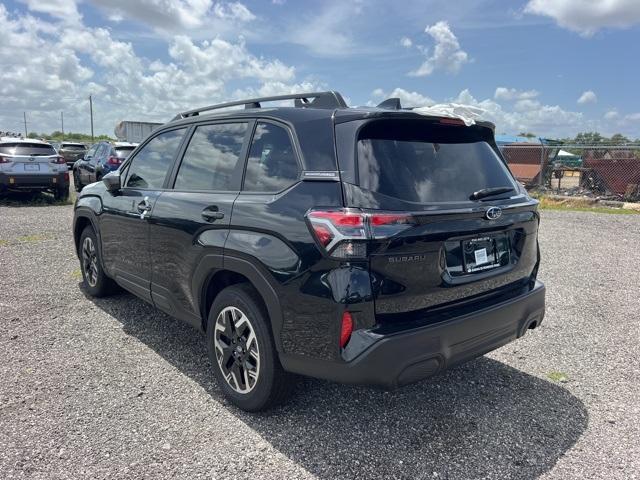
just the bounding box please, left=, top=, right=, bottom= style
left=0, top=143, right=56, bottom=156
left=61, top=143, right=86, bottom=150
left=115, top=147, right=135, bottom=159
left=356, top=120, right=516, bottom=203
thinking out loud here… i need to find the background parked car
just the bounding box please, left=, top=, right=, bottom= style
left=0, top=137, right=70, bottom=200
left=73, top=141, right=137, bottom=191
left=57, top=142, right=88, bottom=169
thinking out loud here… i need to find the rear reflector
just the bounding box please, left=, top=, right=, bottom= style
left=340, top=311, right=354, bottom=348
left=306, top=208, right=416, bottom=258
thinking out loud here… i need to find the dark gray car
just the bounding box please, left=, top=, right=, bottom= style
left=57, top=142, right=88, bottom=168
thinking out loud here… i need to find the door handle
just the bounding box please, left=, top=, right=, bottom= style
left=201, top=207, right=224, bottom=222
left=137, top=197, right=152, bottom=219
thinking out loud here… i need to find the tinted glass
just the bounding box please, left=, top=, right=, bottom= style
left=61, top=144, right=86, bottom=150
left=174, top=123, right=247, bottom=191
left=125, top=129, right=186, bottom=189
left=244, top=123, right=299, bottom=192
left=357, top=120, right=516, bottom=203
left=0, top=143, right=56, bottom=156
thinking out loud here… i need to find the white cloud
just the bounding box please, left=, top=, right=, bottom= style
left=400, top=36, right=412, bottom=48
left=89, top=0, right=255, bottom=33
left=286, top=2, right=364, bottom=56
left=577, top=90, right=597, bottom=104
left=0, top=4, right=318, bottom=135
left=494, top=87, right=539, bottom=101
left=20, top=0, right=82, bottom=24
left=625, top=113, right=640, bottom=121
left=604, top=110, right=619, bottom=120
left=525, top=0, right=640, bottom=36
left=409, top=21, right=469, bottom=77
left=372, top=88, right=434, bottom=107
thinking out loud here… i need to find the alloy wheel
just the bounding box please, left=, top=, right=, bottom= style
left=214, top=306, right=260, bottom=394
left=81, top=236, right=99, bottom=287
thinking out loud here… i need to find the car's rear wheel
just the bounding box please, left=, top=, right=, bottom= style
left=79, top=226, right=118, bottom=297
left=207, top=284, right=295, bottom=411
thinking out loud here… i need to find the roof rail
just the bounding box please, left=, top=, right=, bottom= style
left=173, top=91, right=348, bottom=120
left=376, top=97, right=402, bottom=110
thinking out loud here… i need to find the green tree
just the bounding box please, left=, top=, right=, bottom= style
left=574, top=132, right=607, bottom=144
left=610, top=133, right=630, bottom=145
left=518, top=132, right=537, bottom=138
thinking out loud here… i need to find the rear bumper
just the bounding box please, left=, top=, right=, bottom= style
left=0, top=172, right=69, bottom=191
left=280, top=281, right=545, bottom=388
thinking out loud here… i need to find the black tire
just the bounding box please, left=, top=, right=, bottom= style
left=79, top=226, right=118, bottom=297
left=54, top=185, right=69, bottom=201
left=73, top=170, right=82, bottom=192
left=207, top=284, right=295, bottom=411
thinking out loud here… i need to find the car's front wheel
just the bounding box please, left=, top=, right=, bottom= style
left=79, top=226, right=118, bottom=297
left=207, top=284, right=295, bottom=411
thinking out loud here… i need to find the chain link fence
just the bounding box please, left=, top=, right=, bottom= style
left=499, top=140, right=640, bottom=202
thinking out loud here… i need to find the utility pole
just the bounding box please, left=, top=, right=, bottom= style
left=89, top=94, right=94, bottom=142
left=23, top=112, right=27, bottom=138
left=61, top=111, right=64, bottom=140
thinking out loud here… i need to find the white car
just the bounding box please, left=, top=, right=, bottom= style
left=0, top=137, right=70, bottom=200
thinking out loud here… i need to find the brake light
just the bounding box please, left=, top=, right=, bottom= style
left=306, top=208, right=416, bottom=258
left=107, top=156, right=122, bottom=166
left=339, top=311, right=354, bottom=348
left=51, top=156, right=65, bottom=164
left=0, top=155, right=10, bottom=164
left=439, top=117, right=465, bottom=126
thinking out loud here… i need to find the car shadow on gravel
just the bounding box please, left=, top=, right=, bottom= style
left=87, top=290, right=588, bottom=480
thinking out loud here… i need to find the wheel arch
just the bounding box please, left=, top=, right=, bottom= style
left=197, top=256, right=285, bottom=352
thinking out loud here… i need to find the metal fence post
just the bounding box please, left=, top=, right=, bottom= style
left=538, top=137, right=545, bottom=188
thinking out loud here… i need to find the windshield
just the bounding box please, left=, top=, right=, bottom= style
left=0, top=143, right=57, bottom=156
left=356, top=120, right=516, bottom=203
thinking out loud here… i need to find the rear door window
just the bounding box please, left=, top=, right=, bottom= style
left=125, top=129, right=186, bottom=189
left=356, top=120, right=516, bottom=204
left=243, top=122, right=299, bottom=192
left=174, top=123, right=248, bottom=191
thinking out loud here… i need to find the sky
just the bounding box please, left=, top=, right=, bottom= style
left=0, top=0, right=639, bottom=139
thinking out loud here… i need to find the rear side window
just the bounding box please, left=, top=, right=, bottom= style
left=174, top=123, right=248, bottom=191
left=125, top=129, right=186, bottom=189
left=243, top=122, right=299, bottom=192
left=0, top=143, right=56, bottom=156
left=357, top=120, right=516, bottom=203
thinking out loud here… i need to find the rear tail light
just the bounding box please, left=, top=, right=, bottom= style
left=51, top=156, right=66, bottom=164
left=306, top=208, right=416, bottom=258
left=0, top=155, right=10, bottom=164
left=107, top=156, right=122, bottom=166
left=339, top=311, right=354, bottom=348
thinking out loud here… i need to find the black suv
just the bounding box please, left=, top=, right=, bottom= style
left=73, top=91, right=545, bottom=411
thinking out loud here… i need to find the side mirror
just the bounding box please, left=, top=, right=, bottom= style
left=103, top=172, right=121, bottom=192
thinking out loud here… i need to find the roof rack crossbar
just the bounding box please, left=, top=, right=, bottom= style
left=174, top=91, right=347, bottom=120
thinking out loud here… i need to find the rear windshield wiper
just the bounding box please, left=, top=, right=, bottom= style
left=469, top=186, right=515, bottom=201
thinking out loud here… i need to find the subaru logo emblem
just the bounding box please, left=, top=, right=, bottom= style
left=486, top=207, right=502, bottom=220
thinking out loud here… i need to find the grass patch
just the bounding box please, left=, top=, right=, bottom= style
left=0, top=239, right=8, bottom=247
left=547, top=371, right=569, bottom=383
left=0, top=189, right=75, bottom=207
left=537, top=196, right=640, bottom=215
left=70, top=269, right=83, bottom=279
left=17, top=234, right=49, bottom=243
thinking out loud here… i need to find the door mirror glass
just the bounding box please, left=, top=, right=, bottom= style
left=103, top=172, right=121, bottom=192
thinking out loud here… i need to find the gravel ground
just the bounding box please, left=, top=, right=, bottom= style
left=0, top=199, right=639, bottom=479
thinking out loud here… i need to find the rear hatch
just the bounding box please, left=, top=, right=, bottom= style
left=59, top=143, right=86, bottom=162
left=0, top=142, right=62, bottom=175
left=335, top=116, right=540, bottom=327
